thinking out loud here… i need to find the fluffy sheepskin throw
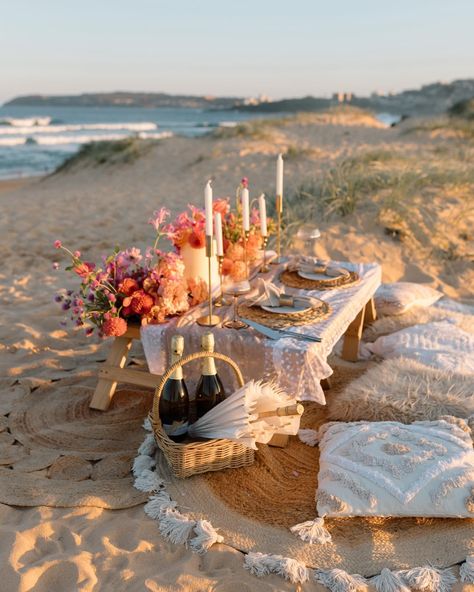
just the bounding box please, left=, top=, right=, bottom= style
left=327, top=357, right=474, bottom=424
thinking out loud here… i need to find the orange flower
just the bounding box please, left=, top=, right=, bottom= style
left=212, top=198, right=230, bottom=216
left=230, top=261, right=247, bottom=281
left=173, top=228, right=192, bottom=249
left=102, top=317, right=127, bottom=337
left=118, top=277, right=139, bottom=296
left=188, top=229, right=206, bottom=249
left=221, top=258, right=234, bottom=276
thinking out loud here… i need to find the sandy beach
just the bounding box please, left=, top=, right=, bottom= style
left=0, top=109, right=473, bottom=591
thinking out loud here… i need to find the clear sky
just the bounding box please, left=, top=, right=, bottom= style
left=1, top=0, right=473, bottom=103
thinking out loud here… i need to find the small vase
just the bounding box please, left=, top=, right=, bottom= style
left=181, top=243, right=219, bottom=290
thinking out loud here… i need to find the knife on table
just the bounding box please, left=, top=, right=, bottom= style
left=241, top=318, right=322, bottom=343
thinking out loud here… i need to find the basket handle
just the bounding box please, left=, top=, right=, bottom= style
left=151, top=350, right=245, bottom=423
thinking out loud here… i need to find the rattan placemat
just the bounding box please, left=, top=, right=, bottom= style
left=280, top=269, right=359, bottom=291
left=237, top=298, right=331, bottom=328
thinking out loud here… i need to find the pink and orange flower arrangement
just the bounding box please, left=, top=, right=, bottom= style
left=54, top=182, right=273, bottom=337
left=53, top=208, right=208, bottom=338
left=165, top=180, right=274, bottom=281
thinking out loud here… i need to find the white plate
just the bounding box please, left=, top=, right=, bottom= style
left=261, top=299, right=312, bottom=315
left=297, top=270, right=329, bottom=281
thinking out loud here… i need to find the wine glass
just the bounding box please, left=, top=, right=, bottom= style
left=294, top=224, right=321, bottom=258
left=222, top=280, right=251, bottom=330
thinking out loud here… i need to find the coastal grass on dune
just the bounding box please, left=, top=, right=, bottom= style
left=213, top=106, right=384, bottom=141
left=53, top=137, right=156, bottom=174
left=404, top=116, right=474, bottom=140
left=279, top=146, right=474, bottom=264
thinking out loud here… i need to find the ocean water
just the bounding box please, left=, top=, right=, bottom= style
left=0, top=105, right=270, bottom=180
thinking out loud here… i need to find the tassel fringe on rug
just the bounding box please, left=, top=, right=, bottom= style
left=133, top=420, right=474, bottom=589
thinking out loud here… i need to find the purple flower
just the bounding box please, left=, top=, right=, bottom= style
left=54, top=294, right=63, bottom=303
left=52, top=262, right=59, bottom=270
left=62, top=302, right=71, bottom=311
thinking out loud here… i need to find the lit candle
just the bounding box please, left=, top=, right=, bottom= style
left=242, top=187, right=250, bottom=232
left=258, top=193, right=267, bottom=237
left=204, top=180, right=213, bottom=236
left=276, top=153, right=284, bottom=207
left=214, top=212, right=223, bottom=256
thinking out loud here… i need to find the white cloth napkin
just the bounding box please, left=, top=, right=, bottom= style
left=250, top=278, right=311, bottom=308
left=250, top=278, right=282, bottom=307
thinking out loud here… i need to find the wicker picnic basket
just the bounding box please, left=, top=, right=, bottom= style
left=150, top=350, right=255, bottom=478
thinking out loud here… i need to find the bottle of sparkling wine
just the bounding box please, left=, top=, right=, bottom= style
left=195, top=332, right=226, bottom=419
left=159, top=335, right=189, bottom=442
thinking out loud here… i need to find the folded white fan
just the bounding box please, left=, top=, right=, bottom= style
left=187, top=380, right=303, bottom=449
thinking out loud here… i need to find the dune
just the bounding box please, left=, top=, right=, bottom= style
left=0, top=108, right=473, bottom=590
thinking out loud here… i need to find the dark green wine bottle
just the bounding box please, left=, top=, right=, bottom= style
left=159, top=335, right=189, bottom=442
left=195, top=332, right=226, bottom=419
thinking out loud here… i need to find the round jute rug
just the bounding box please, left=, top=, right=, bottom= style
left=0, top=377, right=150, bottom=509
left=152, top=366, right=474, bottom=578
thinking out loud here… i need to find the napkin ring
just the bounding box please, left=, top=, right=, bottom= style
left=279, top=294, right=294, bottom=307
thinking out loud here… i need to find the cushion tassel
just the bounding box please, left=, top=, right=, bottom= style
left=189, top=519, right=224, bottom=554
left=138, top=433, right=157, bottom=457
left=370, top=568, right=410, bottom=592
left=143, top=417, right=152, bottom=432
left=298, top=428, right=319, bottom=447
left=244, top=552, right=309, bottom=584
left=403, top=565, right=457, bottom=592
left=144, top=491, right=177, bottom=520
left=133, top=468, right=163, bottom=493
left=315, top=568, right=367, bottom=592
left=290, top=517, right=332, bottom=544
left=460, top=556, right=474, bottom=583
left=158, top=507, right=196, bottom=545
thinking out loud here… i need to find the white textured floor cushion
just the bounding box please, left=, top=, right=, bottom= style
left=374, top=282, right=442, bottom=316
left=317, top=418, right=474, bottom=518
left=365, top=320, right=474, bottom=375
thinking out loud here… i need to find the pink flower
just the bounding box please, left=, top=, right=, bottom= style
left=241, top=177, right=249, bottom=188
left=54, top=240, right=62, bottom=249
left=52, top=262, right=59, bottom=270
left=148, top=207, right=170, bottom=230
left=73, top=251, right=81, bottom=258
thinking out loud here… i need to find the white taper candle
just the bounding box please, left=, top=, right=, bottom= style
left=204, top=180, right=213, bottom=236
left=214, top=212, right=223, bottom=256
left=276, top=153, right=284, bottom=203
left=258, top=193, right=267, bottom=237
left=242, top=187, right=250, bottom=232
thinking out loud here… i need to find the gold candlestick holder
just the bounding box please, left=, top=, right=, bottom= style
left=214, top=255, right=225, bottom=307
left=259, top=235, right=270, bottom=273
left=271, top=194, right=288, bottom=265
left=197, top=235, right=221, bottom=327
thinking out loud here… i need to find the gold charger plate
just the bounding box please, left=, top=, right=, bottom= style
left=237, top=298, right=331, bottom=329
left=280, top=268, right=359, bottom=291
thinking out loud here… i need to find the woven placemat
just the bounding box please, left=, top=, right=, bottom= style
left=280, top=268, right=359, bottom=290
left=237, top=298, right=331, bottom=329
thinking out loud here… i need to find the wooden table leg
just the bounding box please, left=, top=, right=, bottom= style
left=89, top=335, right=133, bottom=410
left=341, top=306, right=366, bottom=362
left=364, top=297, right=377, bottom=325
left=321, top=377, right=332, bottom=391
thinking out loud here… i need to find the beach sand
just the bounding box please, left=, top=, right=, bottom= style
left=0, top=110, right=472, bottom=590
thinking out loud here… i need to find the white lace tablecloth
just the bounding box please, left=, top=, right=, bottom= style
left=141, top=261, right=381, bottom=405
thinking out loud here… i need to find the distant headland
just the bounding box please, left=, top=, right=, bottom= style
left=4, top=79, right=474, bottom=116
